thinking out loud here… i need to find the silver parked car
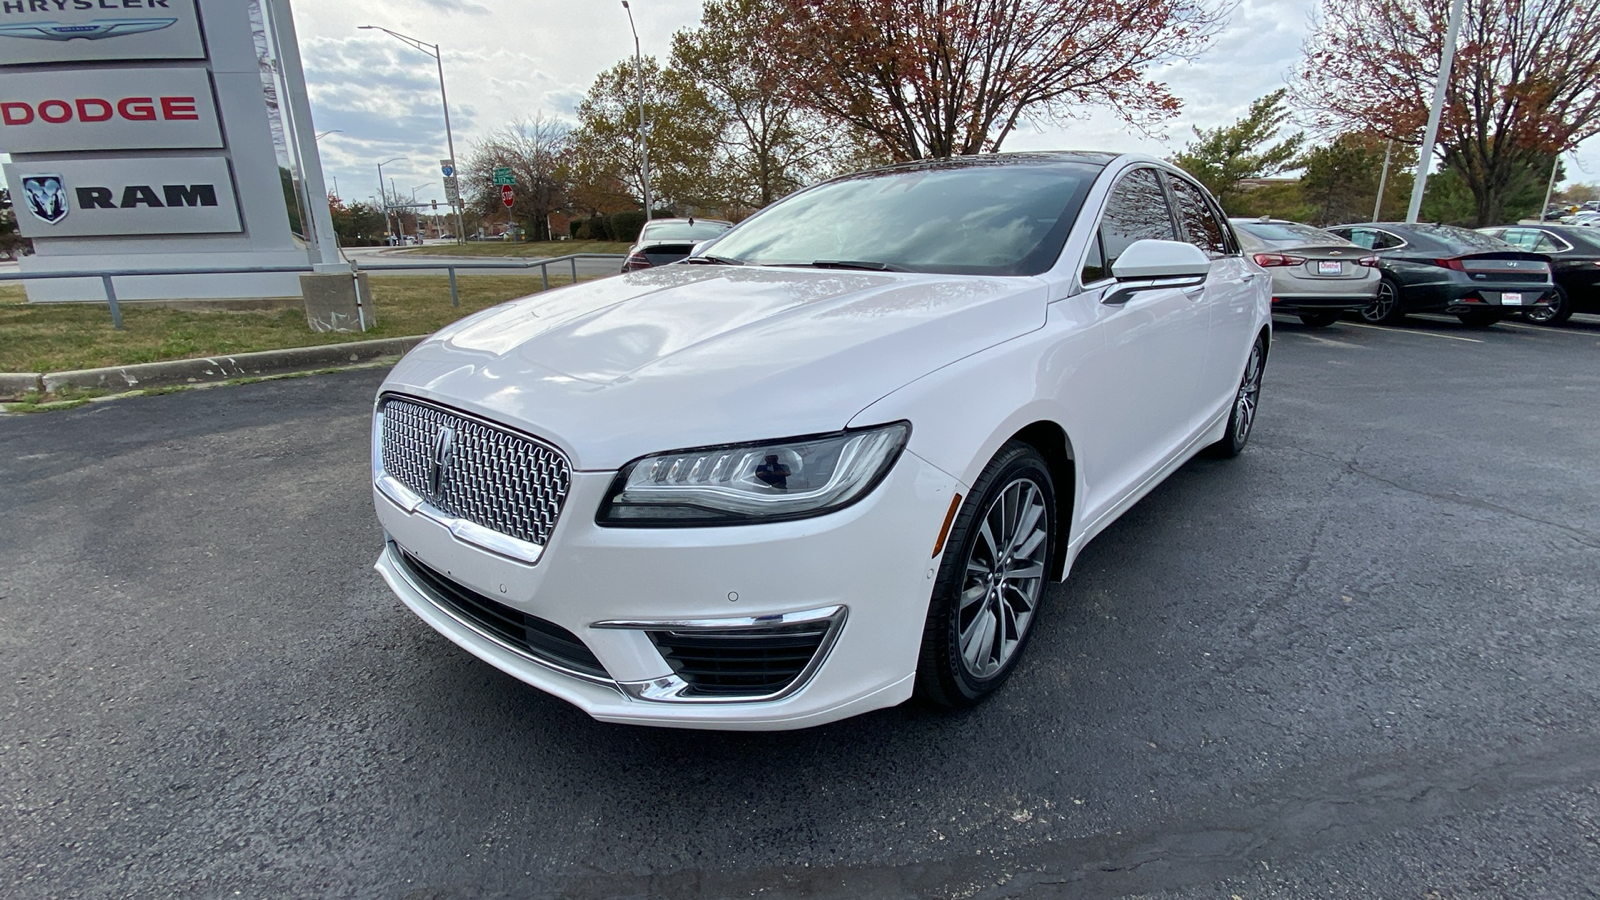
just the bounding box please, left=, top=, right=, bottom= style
left=1230, top=218, right=1381, bottom=327
left=621, top=217, right=734, bottom=272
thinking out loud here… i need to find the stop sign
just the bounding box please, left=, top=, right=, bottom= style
left=500, top=185, right=514, bottom=208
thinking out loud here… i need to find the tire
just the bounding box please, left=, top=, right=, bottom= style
left=1207, top=332, right=1267, bottom=459
left=1523, top=284, right=1573, bottom=326
left=917, top=441, right=1055, bottom=708
left=1455, top=310, right=1502, bottom=328
left=1297, top=311, right=1340, bottom=327
left=1360, top=278, right=1406, bottom=324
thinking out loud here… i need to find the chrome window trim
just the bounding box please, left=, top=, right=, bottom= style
left=384, top=541, right=618, bottom=689
left=1533, top=229, right=1575, bottom=253
left=596, top=606, right=849, bottom=704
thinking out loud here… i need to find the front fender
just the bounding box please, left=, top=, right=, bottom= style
left=848, top=297, right=1103, bottom=571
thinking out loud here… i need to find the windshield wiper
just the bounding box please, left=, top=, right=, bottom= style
left=805, top=259, right=908, bottom=272
left=681, top=254, right=744, bottom=266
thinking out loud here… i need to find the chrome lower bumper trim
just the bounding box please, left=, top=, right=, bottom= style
left=601, top=606, right=848, bottom=704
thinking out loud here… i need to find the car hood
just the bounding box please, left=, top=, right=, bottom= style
left=382, top=265, right=1046, bottom=470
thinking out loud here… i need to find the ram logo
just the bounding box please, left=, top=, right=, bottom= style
left=21, top=174, right=69, bottom=225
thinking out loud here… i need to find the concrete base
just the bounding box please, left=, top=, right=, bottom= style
left=20, top=250, right=308, bottom=302
left=301, top=272, right=374, bottom=333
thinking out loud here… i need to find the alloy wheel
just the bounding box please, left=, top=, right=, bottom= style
left=1233, top=339, right=1265, bottom=445
left=1362, top=281, right=1398, bottom=323
left=957, top=478, right=1049, bottom=679
left=1525, top=290, right=1562, bottom=324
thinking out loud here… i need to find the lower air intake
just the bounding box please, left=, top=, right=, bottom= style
left=395, top=547, right=608, bottom=680
left=648, top=617, right=838, bottom=697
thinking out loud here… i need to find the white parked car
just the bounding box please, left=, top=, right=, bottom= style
left=371, top=153, right=1272, bottom=730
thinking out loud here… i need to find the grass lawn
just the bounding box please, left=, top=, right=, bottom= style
left=0, top=274, right=583, bottom=374
left=394, top=240, right=631, bottom=258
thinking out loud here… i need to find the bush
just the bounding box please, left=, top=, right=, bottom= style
left=609, top=210, right=646, bottom=243
left=569, top=219, right=582, bottom=239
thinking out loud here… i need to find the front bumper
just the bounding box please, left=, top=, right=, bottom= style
left=373, top=448, right=960, bottom=730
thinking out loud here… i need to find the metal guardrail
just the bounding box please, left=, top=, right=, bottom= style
left=0, top=253, right=627, bottom=330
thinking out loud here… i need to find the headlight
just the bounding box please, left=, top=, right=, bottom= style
left=596, top=422, right=910, bottom=526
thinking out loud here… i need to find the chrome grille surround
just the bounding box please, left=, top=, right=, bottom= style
left=374, top=395, right=571, bottom=564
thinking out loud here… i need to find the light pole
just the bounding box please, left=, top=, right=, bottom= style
left=359, top=25, right=466, bottom=244
left=621, top=1, right=652, bottom=221
left=1406, top=0, right=1468, bottom=223
left=377, top=156, right=406, bottom=245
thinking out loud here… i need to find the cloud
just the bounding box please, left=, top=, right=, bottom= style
left=292, top=0, right=1600, bottom=201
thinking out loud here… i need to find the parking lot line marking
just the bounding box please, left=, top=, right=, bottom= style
left=1285, top=331, right=1364, bottom=348
left=1342, top=322, right=1484, bottom=343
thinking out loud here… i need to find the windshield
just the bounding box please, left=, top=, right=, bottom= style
left=1234, top=221, right=1349, bottom=246
left=640, top=221, right=730, bottom=242
left=707, top=160, right=1101, bottom=276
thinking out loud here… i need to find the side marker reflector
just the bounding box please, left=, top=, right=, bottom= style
left=932, top=492, right=963, bottom=558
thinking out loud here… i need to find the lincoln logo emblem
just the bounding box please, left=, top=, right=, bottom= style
left=428, top=426, right=456, bottom=499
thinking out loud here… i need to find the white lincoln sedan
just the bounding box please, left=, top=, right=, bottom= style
left=372, top=152, right=1271, bottom=730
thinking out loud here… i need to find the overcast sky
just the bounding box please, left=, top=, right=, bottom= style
left=294, top=0, right=1597, bottom=209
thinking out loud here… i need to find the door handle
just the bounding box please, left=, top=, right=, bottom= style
left=1182, top=285, right=1206, bottom=299
left=1241, top=272, right=1260, bottom=282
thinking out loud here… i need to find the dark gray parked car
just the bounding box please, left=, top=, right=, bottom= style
left=1325, top=223, right=1555, bottom=327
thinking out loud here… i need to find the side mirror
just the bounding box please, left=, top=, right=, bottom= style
left=1110, top=239, right=1211, bottom=281
left=1103, top=239, right=1210, bottom=306
left=690, top=239, right=713, bottom=257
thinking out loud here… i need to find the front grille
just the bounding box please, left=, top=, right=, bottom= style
left=649, top=620, right=833, bottom=697
left=380, top=396, right=571, bottom=547
left=396, top=548, right=608, bottom=679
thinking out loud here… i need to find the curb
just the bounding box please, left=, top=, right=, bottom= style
left=0, top=335, right=427, bottom=400
left=0, top=372, right=43, bottom=400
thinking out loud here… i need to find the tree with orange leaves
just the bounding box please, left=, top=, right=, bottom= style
left=768, top=0, right=1230, bottom=161
left=1297, top=0, right=1600, bottom=226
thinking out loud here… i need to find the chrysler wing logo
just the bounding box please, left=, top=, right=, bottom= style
left=21, top=175, right=69, bottom=225
left=427, top=426, right=457, bottom=500
left=0, top=19, right=177, bottom=41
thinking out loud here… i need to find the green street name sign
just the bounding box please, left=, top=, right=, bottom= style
left=492, top=167, right=516, bottom=186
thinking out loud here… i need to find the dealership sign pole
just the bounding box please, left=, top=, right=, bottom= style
left=264, top=0, right=341, bottom=272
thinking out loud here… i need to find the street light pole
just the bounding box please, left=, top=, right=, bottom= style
left=1373, top=140, right=1393, bottom=222
left=1406, top=0, right=1468, bottom=223
left=377, top=156, right=406, bottom=245
left=621, top=1, right=653, bottom=221
left=359, top=25, right=466, bottom=244
left=1540, top=154, right=1563, bottom=221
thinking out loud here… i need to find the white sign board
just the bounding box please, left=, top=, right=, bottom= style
left=0, top=67, right=221, bottom=153
left=5, top=155, right=241, bottom=237
left=0, top=0, right=204, bottom=66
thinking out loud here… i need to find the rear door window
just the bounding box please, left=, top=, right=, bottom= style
left=1099, top=168, right=1178, bottom=270
left=1167, top=176, right=1229, bottom=258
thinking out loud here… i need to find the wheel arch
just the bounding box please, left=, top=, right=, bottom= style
left=1008, top=421, right=1076, bottom=582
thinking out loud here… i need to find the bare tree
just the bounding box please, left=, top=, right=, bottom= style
left=1297, top=0, right=1600, bottom=225
left=463, top=114, right=572, bottom=240
left=768, top=0, right=1230, bottom=161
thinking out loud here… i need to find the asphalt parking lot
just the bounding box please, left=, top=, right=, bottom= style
left=4, top=313, right=1600, bottom=899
